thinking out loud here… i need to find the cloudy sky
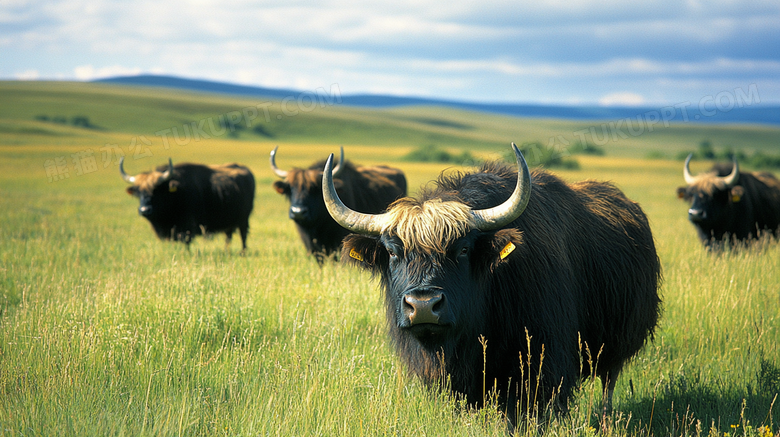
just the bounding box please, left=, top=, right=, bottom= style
left=2, top=0, right=779, bottom=106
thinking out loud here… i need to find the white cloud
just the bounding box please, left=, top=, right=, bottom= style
left=0, top=0, right=777, bottom=104
left=598, top=92, right=645, bottom=106
left=15, top=69, right=39, bottom=80
left=73, top=64, right=143, bottom=80
left=400, top=57, right=780, bottom=79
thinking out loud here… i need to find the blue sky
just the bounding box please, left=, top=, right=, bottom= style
left=2, top=0, right=779, bottom=106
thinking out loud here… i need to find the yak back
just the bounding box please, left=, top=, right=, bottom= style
left=164, top=161, right=254, bottom=199
left=342, top=163, right=408, bottom=213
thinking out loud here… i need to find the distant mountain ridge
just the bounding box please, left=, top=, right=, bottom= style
left=95, top=75, right=780, bottom=126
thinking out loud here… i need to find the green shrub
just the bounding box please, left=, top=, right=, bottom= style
left=253, top=124, right=274, bottom=138
left=32, top=114, right=97, bottom=129
left=646, top=150, right=667, bottom=160
left=678, top=140, right=780, bottom=170
left=70, top=115, right=95, bottom=129
left=508, top=142, right=580, bottom=169
left=402, top=145, right=476, bottom=164
left=573, top=141, right=605, bottom=156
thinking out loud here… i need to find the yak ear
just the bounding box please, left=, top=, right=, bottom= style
left=476, top=228, right=524, bottom=271
left=676, top=187, right=687, bottom=199
left=126, top=186, right=138, bottom=196
left=168, top=180, right=180, bottom=193
left=341, top=234, right=387, bottom=273
left=272, top=180, right=290, bottom=195
left=730, top=185, right=744, bottom=203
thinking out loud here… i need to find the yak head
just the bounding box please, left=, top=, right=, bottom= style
left=270, top=146, right=346, bottom=228
left=120, top=157, right=182, bottom=233
left=322, top=143, right=531, bottom=362
left=676, top=154, right=743, bottom=228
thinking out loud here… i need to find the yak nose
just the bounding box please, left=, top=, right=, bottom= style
left=688, top=208, right=706, bottom=222
left=289, top=205, right=308, bottom=220
left=138, top=206, right=153, bottom=217
left=403, top=293, right=444, bottom=325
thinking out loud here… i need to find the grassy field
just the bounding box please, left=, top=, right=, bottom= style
left=1, top=81, right=780, bottom=436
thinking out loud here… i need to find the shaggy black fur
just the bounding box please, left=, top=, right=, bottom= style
left=126, top=162, right=255, bottom=250
left=677, top=164, right=780, bottom=249
left=341, top=161, right=662, bottom=421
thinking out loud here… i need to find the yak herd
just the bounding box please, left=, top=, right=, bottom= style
left=118, top=143, right=780, bottom=423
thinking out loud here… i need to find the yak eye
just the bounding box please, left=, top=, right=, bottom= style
left=460, top=246, right=469, bottom=256
left=382, top=237, right=402, bottom=259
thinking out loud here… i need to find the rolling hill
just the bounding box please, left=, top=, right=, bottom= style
left=2, top=79, right=779, bottom=168
left=96, top=74, right=780, bottom=126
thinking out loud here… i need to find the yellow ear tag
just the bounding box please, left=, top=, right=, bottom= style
left=732, top=194, right=741, bottom=203
left=499, top=241, right=516, bottom=260
left=349, top=248, right=364, bottom=262
left=169, top=185, right=177, bottom=193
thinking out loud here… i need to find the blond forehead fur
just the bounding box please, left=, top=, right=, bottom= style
left=688, top=173, right=730, bottom=195
left=132, top=172, right=167, bottom=194
left=383, top=198, right=474, bottom=254
left=286, top=168, right=321, bottom=189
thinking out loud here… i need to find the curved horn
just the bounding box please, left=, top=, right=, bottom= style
left=160, top=158, right=173, bottom=182
left=720, top=156, right=739, bottom=187
left=332, top=146, right=345, bottom=177
left=270, top=146, right=288, bottom=178
left=323, top=143, right=531, bottom=235
left=470, top=142, right=532, bottom=231
left=119, top=157, right=135, bottom=184
left=683, top=153, right=697, bottom=185
left=271, top=145, right=344, bottom=179
left=322, top=153, right=387, bottom=235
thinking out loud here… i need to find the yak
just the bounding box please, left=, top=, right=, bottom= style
left=321, top=143, right=661, bottom=422
left=270, top=146, right=406, bottom=262
left=120, top=157, right=255, bottom=252
left=676, top=154, right=780, bottom=249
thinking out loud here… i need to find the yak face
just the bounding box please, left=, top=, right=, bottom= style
left=381, top=231, right=482, bottom=346
left=677, top=157, right=743, bottom=231
left=342, top=199, right=523, bottom=353
left=273, top=169, right=341, bottom=228
left=127, top=178, right=181, bottom=220
left=271, top=147, right=345, bottom=229
left=676, top=183, right=743, bottom=227
left=124, top=166, right=184, bottom=240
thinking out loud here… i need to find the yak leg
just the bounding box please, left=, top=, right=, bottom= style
left=171, top=226, right=191, bottom=252
left=238, top=222, right=249, bottom=253
left=225, top=230, right=234, bottom=250
left=599, top=367, right=620, bottom=418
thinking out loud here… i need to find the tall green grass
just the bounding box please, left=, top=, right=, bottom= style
left=1, top=83, right=779, bottom=436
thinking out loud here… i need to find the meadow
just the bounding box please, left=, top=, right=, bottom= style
left=1, top=81, right=779, bottom=436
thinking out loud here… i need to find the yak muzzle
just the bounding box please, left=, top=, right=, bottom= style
left=289, top=205, right=309, bottom=221
left=688, top=208, right=707, bottom=223
left=138, top=206, right=153, bottom=217
left=403, top=293, right=445, bottom=326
